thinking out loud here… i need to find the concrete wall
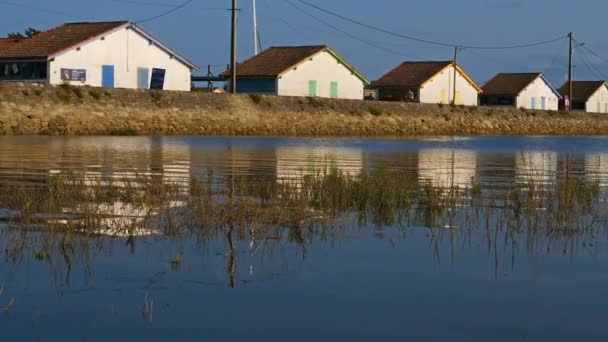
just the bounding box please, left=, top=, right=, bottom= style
left=516, top=77, right=559, bottom=111
left=586, top=85, right=608, bottom=113
left=49, top=25, right=193, bottom=91
left=277, top=50, right=365, bottom=100
left=419, top=65, right=479, bottom=106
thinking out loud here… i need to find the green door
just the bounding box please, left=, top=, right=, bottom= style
left=330, top=81, right=338, bottom=99
left=308, top=80, right=317, bottom=97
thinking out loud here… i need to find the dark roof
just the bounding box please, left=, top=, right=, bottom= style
left=481, top=73, right=542, bottom=95
left=371, top=61, right=452, bottom=87
left=0, top=38, right=22, bottom=52
left=221, top=45, right=327, bottom=77
left=558, top=81, right=607, bottom=101
left=0, top=21, right=128, bottom=59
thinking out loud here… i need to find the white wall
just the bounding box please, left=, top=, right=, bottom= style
left=48, top=25, right=193, bottom=91
left=586, top=85, right=608, bottom=113
left=277, top=50, right=365, bottom=100
left=419, top=65, right=479, bottom=106
left=516, top=77, right=559, bottom=111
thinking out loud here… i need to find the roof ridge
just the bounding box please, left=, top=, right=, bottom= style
left=63, top=20, right=130, bottom=25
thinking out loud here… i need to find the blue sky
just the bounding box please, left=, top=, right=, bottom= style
left=2, top=0, right=608, bottom=85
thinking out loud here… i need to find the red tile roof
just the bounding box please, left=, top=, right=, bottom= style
left=0, top=21, right=128, bottom=59
left=481, top=73, right=541, bottom=95
left=221, top=45, right=327, bottom=77
left=371, top=61, right=452, bottom=87
left=558, top=81, right=606, bottom=101
left=0, top=38, right=22, bottom=52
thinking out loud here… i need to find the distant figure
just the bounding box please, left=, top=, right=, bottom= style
left=407, top=90, right=415, bottom=102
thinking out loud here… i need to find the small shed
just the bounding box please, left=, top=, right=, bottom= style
left=481, top=73, right=561, bottom=110
left=221, top=45, right=369, bottom=100
left=371, top=61, right=481, bottom=106
left=0, top=21, right=199, bottom=91
left=558, top=81, right=608, bottom=113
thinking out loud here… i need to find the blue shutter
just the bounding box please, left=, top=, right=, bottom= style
left=102, top=65, right=115, bottom=88
left=137, top=68, right=149, bottom=89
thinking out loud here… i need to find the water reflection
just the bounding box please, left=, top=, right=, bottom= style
left=418, top=149, right=477, bottom=189
left=515, top=151, right=558, bottom=185
left=276, top=146, right=363, bottom=183
left=1, top=137, right=608, bottom=340
left=585, top=153, right=608, bottom=186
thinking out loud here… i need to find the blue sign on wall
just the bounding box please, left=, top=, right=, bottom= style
left=61, top=68, right=86, bottom=82
left=150, top=68, right=166, bottom=90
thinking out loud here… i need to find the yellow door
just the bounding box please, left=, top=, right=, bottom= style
left=455, top=91, right=461, bottom=105
left=440, top=90, right=447, bottom=104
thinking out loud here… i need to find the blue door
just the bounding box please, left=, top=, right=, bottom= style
left=102, top=65, right=114, bottom=88
left=137, top=68, right=149, bottom=89
left=541, top=97, right=546, bottom=110
left=531, top=97, right=536, bottom=109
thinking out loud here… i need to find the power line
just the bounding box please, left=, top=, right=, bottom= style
left=293, top=0, right=568, bottom=50
left=576, top=47, right=608, bottom=80
left=578, top=43, right=608, bottom=66
left=136, top=0, right=193, bottom=24
left=285, top=0, right=418, bottom=59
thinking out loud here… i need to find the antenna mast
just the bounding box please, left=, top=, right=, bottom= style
left=253, top=0, right=259, bottom=55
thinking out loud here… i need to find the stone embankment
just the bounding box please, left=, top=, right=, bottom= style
left=1, top=83, right=608, bottom=136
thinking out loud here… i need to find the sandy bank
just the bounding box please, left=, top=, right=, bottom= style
left=1, top=83, right=608, bottom=136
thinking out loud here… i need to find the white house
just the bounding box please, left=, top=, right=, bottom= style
left=480, top=73, right=561, bottom=110
left=0, top=21, right=199, bottom=91
left=372, top=61, right=482, bottom=106
left=221, top=45, right=369, bottom=100
left=559, top=81, right=608, bottom=113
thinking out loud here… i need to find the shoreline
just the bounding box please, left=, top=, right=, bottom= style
left=2, top=83, right=608, bottom=136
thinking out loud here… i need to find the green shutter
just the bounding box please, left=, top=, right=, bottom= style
left=330, top=81, right=338, bottom=99
left=308, top=80, right=317, bottom=97
left=598, top=102, right=601, bottom=113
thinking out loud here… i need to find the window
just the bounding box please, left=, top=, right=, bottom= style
left=0, top=62, right=47, bottom=80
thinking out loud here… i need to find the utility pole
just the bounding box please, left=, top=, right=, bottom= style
left=253, top=0, right=259, bottom=55
left=452, top=46, right=458, bottom=105
left=230, top=0, right=237, bottom=94
left=567, top=32, right=573, bottom=111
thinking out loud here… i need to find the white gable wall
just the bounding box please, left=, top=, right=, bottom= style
left=277, top=50, right=365, bottom=100
left=586, top=85, right=608, bottom=113
left=516, top=77, right=559, bottom=110
left=419, top=65, right=479, bottom=106
left=48, top=26, right=193, bottom=91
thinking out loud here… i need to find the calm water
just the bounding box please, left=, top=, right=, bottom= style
left=2, top=136, right=608, bottom=341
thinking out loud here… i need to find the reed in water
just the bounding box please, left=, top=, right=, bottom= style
left=0, top=162, right=605, bottom=267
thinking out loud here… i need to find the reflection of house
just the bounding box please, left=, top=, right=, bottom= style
left=481, top=73, right=561, bottom=110
left=585, top=153, right=608, bottom=186
left=220, top=45, right=369, bottom=99
left=372, top=61, right=481, bottom=105
left=46, top=139, right=194, bottom=237
left=418, top=149, right=477, bottom=189
left=276, top=146, right=363, bottom=183
left=558, top=81, right=608, bottom=112
left=515, top=151, right=557, bottom=184
left=0, top=21, right=198, bottom=90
